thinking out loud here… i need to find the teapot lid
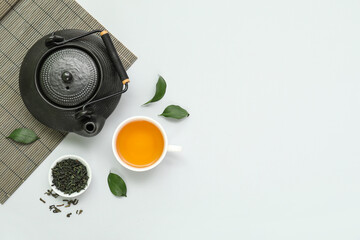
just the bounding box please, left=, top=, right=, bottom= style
left=38, top=47, right=99, bottom=107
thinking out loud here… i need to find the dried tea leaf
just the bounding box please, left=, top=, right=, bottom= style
left=108, top=172, right=127, bottom=197
left=52, top=159, right=88, bottom=195
left=159, top=105, right=189, bottom=119
left=143, top=75, right=167, bottom=105
left=7, top=128, right=39, bottom=144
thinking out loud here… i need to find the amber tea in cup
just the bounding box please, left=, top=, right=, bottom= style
left=115, top=120, right=164, bottom=168
left=112, top=116, right=182, bottom=172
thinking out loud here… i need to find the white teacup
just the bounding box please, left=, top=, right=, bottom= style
left=112, top=116, right=182, bottom=172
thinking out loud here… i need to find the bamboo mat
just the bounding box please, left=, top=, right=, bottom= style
left=0, top=0, right=137, bottom=204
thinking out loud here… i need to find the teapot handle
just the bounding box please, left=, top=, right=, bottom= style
left=79, top=30, right=130, bottom=110
left=100, top=30, right=129, bottom=83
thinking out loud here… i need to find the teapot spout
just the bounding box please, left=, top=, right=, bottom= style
left=83, top=121, right=97, bottom=134
left=77, top=116, right=105, bottom=137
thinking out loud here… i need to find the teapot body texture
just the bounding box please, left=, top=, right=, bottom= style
left=19, top=29, right=127, bottom=137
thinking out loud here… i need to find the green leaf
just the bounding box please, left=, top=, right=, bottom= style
left=143, top=75, right=167, bottom=105
left=7, top=128, right=40, bottom=144
left=107, top=172, right=127, bottom=197
left=159, top=105, right=190, bottom=119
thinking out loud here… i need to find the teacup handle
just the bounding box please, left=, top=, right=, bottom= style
left=167, top=145, right=182, bottom=152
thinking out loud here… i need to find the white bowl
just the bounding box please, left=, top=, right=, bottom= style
left=48, top=154, right=92, bottom=198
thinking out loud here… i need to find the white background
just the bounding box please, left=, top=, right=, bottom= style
left=1, top=0, right=360, bottom=239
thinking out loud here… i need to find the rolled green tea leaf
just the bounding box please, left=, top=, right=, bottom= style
left=159, top=105, right=190, bottom=119
left=143, top=75, right=167, bottom=105
left=52, top=159, right=88, bottom=195
left=7, top=128, right=39, bottom=144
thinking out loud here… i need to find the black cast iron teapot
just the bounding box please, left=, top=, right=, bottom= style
left=19, top=29, right=130, bottom=137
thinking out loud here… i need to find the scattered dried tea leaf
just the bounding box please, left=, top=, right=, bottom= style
left=63, top=199, right=79, bottom=207
left=159, top=105, right=189, bottom=119
left=108, top=172, right=127, bottom=197
left=76, top=209, right=83, bottom=215
left=44, top=189, right=59, bottom=198
left=49, top=205, right=61, bottom=213
left=42, top=189, right=83, bottom=217
left=7, top=128, right=39, bottom=144
left=143, top=75, right=167, bottom=105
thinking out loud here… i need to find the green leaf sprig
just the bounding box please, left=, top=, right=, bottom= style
left=108, top=172, right=127, bottom=197
left=159, top=105, right=189, bottom=119
left=7, top=128, right=39, bottom=144
left=143, top=76, right=167, bottom=105
left=143, top=75, right=190, bottom=119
